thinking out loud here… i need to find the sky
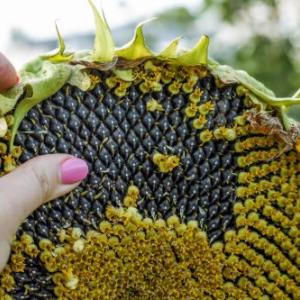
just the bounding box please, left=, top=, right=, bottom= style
left=0, top=0, right=199, bottom=67
left=1, top=0, right=299, bottom=69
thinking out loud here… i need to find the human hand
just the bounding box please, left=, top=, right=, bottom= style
left=0, top=52, right=18, bottom=91
left=0, top=53, right=89, bottom=271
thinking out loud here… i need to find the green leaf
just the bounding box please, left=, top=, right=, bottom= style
left=176, top=35, right=209, bottom=65
left=115, top=19, right=155, bottom=60
left=10, top=59, right=71, bottom=150
left=88, top=0, right=115, bottom=62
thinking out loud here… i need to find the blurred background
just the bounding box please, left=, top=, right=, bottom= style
left=1, top=0, right=299, bottom=96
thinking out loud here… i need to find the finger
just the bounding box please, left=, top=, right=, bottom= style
left=0, top=240, right=11, bottom=271
left=0, top=154, right=89, bottom=239
left=0, top=52, right=18, bottom=91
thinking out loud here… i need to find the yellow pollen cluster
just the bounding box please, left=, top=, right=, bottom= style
left=146, top=99, right=164, bottom=112
left=0, top=111, right=22, bottom=175
left=189, top=87, right=203, bottom=103
left=229, top=125, right=300, bottom=299
left=88, top=73, right=101, bottom=90
left=295, top=138, right=300, bottom=153
left=193, top=115, right=207, bottom=129
left=105, top=75, right=132, bottom=97
left=235, top=136, right=276, bottom=153
left=199, top=101, right=215, bottom=115
left=152, top=152, right=180, bottom=173
left=137, top=61, right=162, bottom=93
left=185, top=102, right=198, bottom=118
left=0, top=234, right=37, bottom=297
left=123, top=184, right=140, bottom=208
left=0, top=271, right=15, bottom=295
left=199, top=129, right=213, bottom=144
left=37, top=207, right=224, bottom=299
left=213, top=126, right=237, bottom=141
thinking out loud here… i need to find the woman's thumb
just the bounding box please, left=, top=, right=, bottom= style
left=0, top=154, right=88, bottom=239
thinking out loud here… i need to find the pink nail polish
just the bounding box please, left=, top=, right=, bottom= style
left=61, top=158, right=89, bottom=184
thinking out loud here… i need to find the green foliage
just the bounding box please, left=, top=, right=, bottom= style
left=204, top=0, right=277, bottom=22
left=231, top=36, right=299, bottom=97
left=203, top=0, right=300, bottom=96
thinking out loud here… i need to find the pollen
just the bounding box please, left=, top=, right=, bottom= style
left=152, top=152, right=180, bottom=173
left=123, top=184, right=140, bottom=208
left=198, top=101, right=215, bottom=115
left=184, top=102, right=198, bottom=118
left=3, top=155, right=16, bottom=173
left=193, top=115, right=207, bottom=129
left=18, top=206, right=225, bottom=299
left=146, top=99, right=164, bottom=112
left=295, top=138, right=300, bottom=153
left=199, top=129, right=213, bottom=143
left=64, top=271, right=79, bottom=290
left=73, top=239, right=85, bottom=253
left=189, top=87, right=203, bottom=103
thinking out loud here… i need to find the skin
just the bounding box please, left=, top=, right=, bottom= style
left=0, top=53, right=83, bottom=271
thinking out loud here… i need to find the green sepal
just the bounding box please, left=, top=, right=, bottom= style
left=280, top=91, right=300, bottom=131
left=115, top=19, right=155, bottom=60
left=0, top=85, right=24, bottom=117
left=175, top=35, right=209, bottom=65
left=247, top=93, right=267, bottom=111
left=88, top=0, right=115, bottom=62
left=10, top=58, right=72, bottom=150
left=210, top=62, right=300, bottom=132
left=159, top=37, right=181, bottom=58
left=42, top=23, right=73, bottom=63
left=281, top=105, right=300, bottom=131
left=210, top=63, right=275, bottom=97
left=68, top=65, right=92, bottom=91
left=210, top=63, right=300, bottom=107
left=292, top=88, right=300, bottom=98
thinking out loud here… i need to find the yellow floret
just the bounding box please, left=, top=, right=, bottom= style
left=146, top=99, right=164, bottom=112
left=153, top=152, right=180, bottom=173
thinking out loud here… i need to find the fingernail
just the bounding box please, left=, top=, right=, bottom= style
left=61, top=158, right=89, bottom=184
left=16, top=75, right=19, bottom=84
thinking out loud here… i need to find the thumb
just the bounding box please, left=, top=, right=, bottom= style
left=0, top=154, right=88, bottom=269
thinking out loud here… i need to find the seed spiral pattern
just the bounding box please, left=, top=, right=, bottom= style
left=0, top=60, right=299, bottom=299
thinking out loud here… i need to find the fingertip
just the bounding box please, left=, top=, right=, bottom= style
left=0, top=52, right=18, bottom=91
left=0, top=154, right=88, bottom=258
left=61, top=158, right=89, bottom=185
